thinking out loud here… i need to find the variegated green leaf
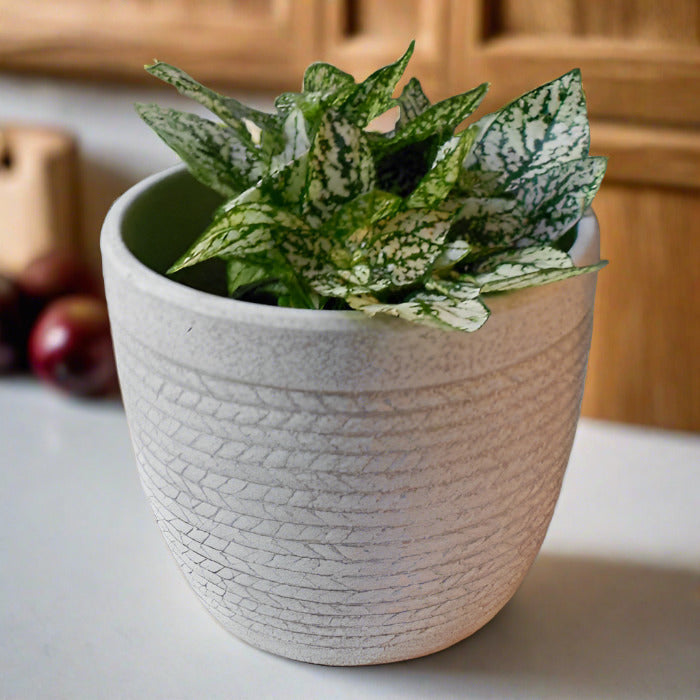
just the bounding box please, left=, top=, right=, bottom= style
left=145, top=62, right=280, bottom=146
left=468, top=69, right=589, bottom=185
left=375, top=83, right=488, bottom=158
left=266, top=154, right=309, bottom=208
left=476, top=245, right=572, bottom=273
left=453, top=156, right=606, bottom=249
left=270, top=108, right=310, bottom=170
left=226, top=259, right=271, bottom=297
left=303, top=110, right=375, bottom=227
left=308, top=208, right=453, bottom=296
left=274, top=84, right=356, bottom=131
left=339, top=41, right=415, bottom=127
left=512, top=156, right=607, bottom=246
left=461, top=112, right=499, bottom=170
left=473, top=245, right=606, bottom=293
left=348, top=277, right=489, bottom=331
left=456, top=169, right=504, bottom=197
left=168, top=202, right=306, bottom=272
left=406, top=125, right=477, bottom=208
left=432, top=240, right=471, bottom=271
left=303, top=62, right=355, bottom=94
left=217, top=153, right=309, bottom=217
left=396, top=77, right=431, bottom=129
left=364, top=208, right=454, bottom=288
left=135, top=104, right=264, bottom=197
left=321, top=190, right=403, bottom=243
left=452, top=196, right=524, bottom=249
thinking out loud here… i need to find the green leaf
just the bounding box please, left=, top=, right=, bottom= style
left=270, top=108, right=310, bottom=170
left=375, top=82, right=488, bottom=157
left=348, top=277, right=489, bottom=332
left=135, top=104, right=264, bottom=197
left=395, top=77, right=431, bottom=129
left=468, top=69, right=590, bottom=185
left=145, top=62, right=280, bottom=144
left=169, top=202, right=307, bottom=272
left=303, top=62, right=355, bottom=94
left=266, top=154, right=309, bottom=208
left=322, top=190, right=403, bottom=243
left=217, top=153, right=309, bottom=217
left=308, top=208, right=453, bottom=296
left=226, top=259, right=271, bottom=297
left=512, top=156, right=607, bottom=246
left=339, top=41, right=415, bottom=127
left=302, top=110, right=375, bottom=227
left=461, top=112, right=499, bottom=171
left=406, top=125, right=477, bottom=208
left=473, top=245, right=607, bottom=293
left=456, top=168, right=504, bottom=197
left=432, top=240, right=472, bottom=271
left=453, top=156, right=607, bottom=249
left=452, top=196, right=525, bottom=249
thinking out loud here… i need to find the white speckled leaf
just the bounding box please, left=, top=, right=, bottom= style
left=168, top=202, right=306, bottom=272
left=135, top=104, right=264, bottom=197
left=265, top=155, right=309, bottom=209
left=469, top=69, right=589, bottom=184
left=406, top=126, right=477, bottom=208
left=432, top=240, right=472, bottom=271
left=461, top=112, right=499, bottom=170
left=302, top=111, right=375, bottom=227
left=270, top=108, right=310, bottom=170
left=339, top=42, right=415, bottom=127
left=377, top=83, right=487, bottom=157
left=146, top=62, right=280, bottom=136
left=214, top=152, right=309, bottom=219
left=303, top=62, right=355, bottom=94
left=456, top=168, right=503, bottom=197
left=322, top=190, right=403, bottom=242
left=452, top=197, right=525, bottom=248
left=225, top=259, right=271, bottom=296
left=308, top=208, right=453, bottom=296
left=512, top=156, right=607, bottom=246
left=474, top=245, right=606, bottom=293
left=349, top=277, right=489, bottom=331
left=396, top=77, right=432, bottom=129
left=453, top=156, right=606, bottom=249
left=368, top=209, right=454, bottom=287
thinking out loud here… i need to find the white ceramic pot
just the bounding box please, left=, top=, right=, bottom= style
left=102, top=166, right=601, bottom=666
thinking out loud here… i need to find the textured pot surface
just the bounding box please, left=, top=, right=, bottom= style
left=102, top=167, right=600, bottom=665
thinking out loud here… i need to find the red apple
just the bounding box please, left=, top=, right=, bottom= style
left=28, top=295, right=118, bottom=397
left=18, top=249, right=101, bottom=300
left=18, top=249, right=102, bottom=323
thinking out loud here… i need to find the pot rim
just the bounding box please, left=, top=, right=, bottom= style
left=101, top=165, right=600, bottom=332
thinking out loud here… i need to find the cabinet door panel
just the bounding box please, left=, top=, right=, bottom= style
left=449, top=0, right=700, bottom=125
left=583, top=183, right=700, bottom=432
left=319, top=0, right=450, bottom=99
left=0, top=0, right=320, bottom=88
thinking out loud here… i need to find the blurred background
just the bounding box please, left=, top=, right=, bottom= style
left=0, top=0, right=697, bottom=430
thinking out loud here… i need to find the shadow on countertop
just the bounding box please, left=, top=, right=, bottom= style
left=328, top=555, right=700, bottom=699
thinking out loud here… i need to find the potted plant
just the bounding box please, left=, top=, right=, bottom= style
left=101, top=42, right=606, bottom=665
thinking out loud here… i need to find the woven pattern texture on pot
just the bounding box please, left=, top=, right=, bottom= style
left=106, top=255, right=596, bottom=664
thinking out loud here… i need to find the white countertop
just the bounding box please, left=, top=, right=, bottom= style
left=1, top=380, right=698, bottom=699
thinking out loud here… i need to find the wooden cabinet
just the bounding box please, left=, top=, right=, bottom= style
left=0, top=1, right=319, bottom=87
left=442, top=0, right=700, bottom=431
left=1, top=0, right=697, bottom=429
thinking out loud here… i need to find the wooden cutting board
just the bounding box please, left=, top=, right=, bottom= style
left=0, top=125, right=79, bottom=277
